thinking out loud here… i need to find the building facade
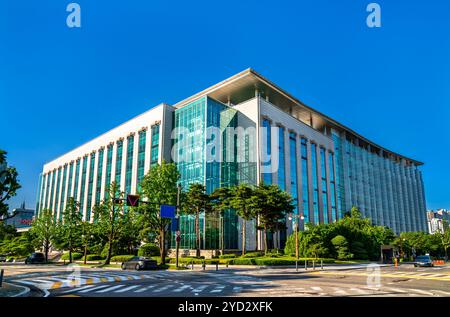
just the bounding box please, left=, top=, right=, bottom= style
left=36, top=69, right=428, bottom=251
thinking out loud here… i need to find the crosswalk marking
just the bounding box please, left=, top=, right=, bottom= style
left=232, top=286, right=242, bottom=293
left=78, top=284, right=111, bottom=293
left=431, top=290, right=450, bottom=296
left=311, top=287, right=323, bottom=291
left=192, top=285, right=208, bottom=293
left=408, top=289, right=434, bottom=296
left=153, top=285, right=173, bottom=293
left=210, top=285, right=225, bottom=293
left=173, top=284, right=191, bottom=292
left=95, top=285, right=126, bottom=293
left=385, top=287, right=407, bottom=294
left=61, top=285, right=95, bottom=294
left=332, top=288, right=348, bottom=295
left=350, top=288, right=368, bottom=295
left=134, top=285, right=157, bottom=293
left=114, top=285, right=142, bottom=293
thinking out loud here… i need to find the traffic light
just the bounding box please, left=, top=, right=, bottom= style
left=126, top=194, right=140, bottom=207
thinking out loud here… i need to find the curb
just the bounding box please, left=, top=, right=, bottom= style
left=4, top=282, right=31, bottom=297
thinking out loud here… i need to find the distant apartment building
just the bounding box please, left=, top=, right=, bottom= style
left=36, top=69, right=428, bottom=251
left=426, top=209, right=450, bottom=234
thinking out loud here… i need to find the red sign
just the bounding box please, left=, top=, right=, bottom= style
left=126, top=194, right=140, bottom=207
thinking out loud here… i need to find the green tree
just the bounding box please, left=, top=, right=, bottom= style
left=139, top=161, right=180, bottom=264
left=93, top=181, right=125, bottom=265
left=60, top=198, right=82, bottom=263
left=253, top=184, right=294, bottom=254
left=0, top=150, right=21, bottom=221
left=331, top=235, right=353, bottom=260
left=183, top=183, right=211, bottom=257
left=210, top=187, right=231, bottom=256
left=30, top=208, right=58, bottom=262
left=229, top=184, right=256, bottom=256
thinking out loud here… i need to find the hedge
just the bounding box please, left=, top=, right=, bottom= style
left=228, top=258, right=256, bottom=265
left=219, top=254, right=236, bottom=259
left=138, top=243, right=160, bottom=257
left=85, top=254, right=104, bottom=261
left=61, top=252, right=83, bottom=260
left=110, top=255, right=135, bottom=262
left=241, top=251, right=264, bottom=258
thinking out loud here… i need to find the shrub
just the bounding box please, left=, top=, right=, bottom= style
left=219, top=254, right=236, bottom=259
left=331, top=235, right=353, bottom=260
left=85, top=254, right=104, bottom=261
left=241, top=251, right=264, bottom=258
left=138, top=243, right=160, bottom=257
left=254, top=258, right=296, bottom=266
left=228, top=258, right=256, bottom=265
left=110, top=255, right=135, bottom=262
left=61, top=252, right=83, bottom=261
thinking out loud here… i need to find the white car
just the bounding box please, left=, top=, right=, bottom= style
left=0, top=254, right=6, bottom=262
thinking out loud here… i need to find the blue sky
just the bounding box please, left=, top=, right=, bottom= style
left=1, top=0, right=449, bottom=211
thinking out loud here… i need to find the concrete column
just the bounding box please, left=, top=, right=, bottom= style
left=131, top=133, right=139, bottom=194
left=121, top=137, right=128, bottom=192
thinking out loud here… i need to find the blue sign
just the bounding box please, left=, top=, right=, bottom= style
left=160, top=204, right=176, bottom=218
left=171, top=218, right=179, bottom=231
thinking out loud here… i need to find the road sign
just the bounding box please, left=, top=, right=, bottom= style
left=176, top=230, right=181, bottom=237
left=170, top=218, right=179, bottom=231
left=126, top=194, right=140, bottom=207
left=160, top=204, right=176, bottom=218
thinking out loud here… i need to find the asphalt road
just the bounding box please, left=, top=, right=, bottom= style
left=3, top=263, right=450, bottom=297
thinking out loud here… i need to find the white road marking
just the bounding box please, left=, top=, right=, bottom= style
left=173, top=284, right=192, bottom=292
left=61, top=285, right=95, bottom=293
left=431, top=290, right=450, bottom=296
left=210, top=285, right=225, bottom=293
left=385, top=287, right=407, bottom=294
left=95, top=285, right=126, bottom=293
left=350, top=288, right=369, bottom=295
left=311, top=287, right=323, bottom=291
left=134, top=285, right=157, bottom=293
left=232, top=286, right=242, bottom=293
left=114, top=285, right=142, bottom=293
left=408, top=289, right=434, bottom=296
left=191, top=285, right=208, bottom=293
left=332, top=288, right=348, bottom=295
left=153, top=285, right=173, bottom=293
left=78, top=284, right=111, bottom=293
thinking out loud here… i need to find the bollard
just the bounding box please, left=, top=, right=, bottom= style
left=296, top=261, right=298, bottom=272
left=305, top=260, right=307, bottom=270
left=216, top=262, right=219, bottom=271
left=313, top=260, right=315, bottom=270
left=0, top=269, right=4, bottom=288
left=192, top=260, right=194, bottom=270
left=321, top=259, right=323, bottom=270
left=202, top=261, right=206, bottom=271
left=226, top=261, right=229, bottom=268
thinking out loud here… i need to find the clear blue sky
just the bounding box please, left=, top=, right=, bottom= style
left=1, top=0, right=449, bottom=211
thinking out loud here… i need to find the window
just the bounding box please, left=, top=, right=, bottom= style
left=262, top=119, right=272, bottom=184
left=289, top=133, right=298, bottom=216
left=95, top=149, right=104, bottom=206
left=301, top=138, right=309, bottom=224
left=104, top=145, right=113, bottom=198
left=86, top=152, right=96, bottom=221
left=311, top=143, right=319, bottom=224
left=125, top=135, right=134, bottom=194
left=329, top=152, right=337, bottom=222
left=59, top=165, right=68, bottom=222
left=73, top=159, right=81, bottom=202
left=320, top=148, right=329, bottom=224
left=79, top=156, right=88, bottom=217
left=278, top=127, right=286, bottom=190
left=115, top=140, right=123, bottom=186
left=137, top=130, right=146, bottom=191
left=150, top=124, right=160, bottom=166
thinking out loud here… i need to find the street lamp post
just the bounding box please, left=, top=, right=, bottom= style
left=288, top=213, right=305, bottom=260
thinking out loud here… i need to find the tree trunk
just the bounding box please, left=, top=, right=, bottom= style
left=255, top=217, right=259, bottom=251
left=264, top=226, right=268, bottom=255
left=221, top=216, right=225, bottom=256
left=44, top=240, right=49, bottom=263
left=242, top=219, right=246, bottom=256
left=83, top=244, right=88, bottom=264
left=105, top=236, right=113, bottom=265
left=69, top=248, right=73, bottom=264
left=196, top=210, right=201, bottom=257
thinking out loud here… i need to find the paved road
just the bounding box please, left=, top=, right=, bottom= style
left=4, top=263, right=450, bottom=297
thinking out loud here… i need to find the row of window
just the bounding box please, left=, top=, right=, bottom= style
left=37, top=124, right=160, bottom=221
left=261, top=119, right=338, bottom=226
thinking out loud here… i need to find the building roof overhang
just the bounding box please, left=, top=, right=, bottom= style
left=174, top=68, right=424, bottom=166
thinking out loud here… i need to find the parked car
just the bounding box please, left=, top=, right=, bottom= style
left=121, top=256, right=158, bottom=271
left=414, top=255, right=434, bottom=267
left=25, top=252, right=46, bottom=264
left=0, top=254, right=6, bottom=262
